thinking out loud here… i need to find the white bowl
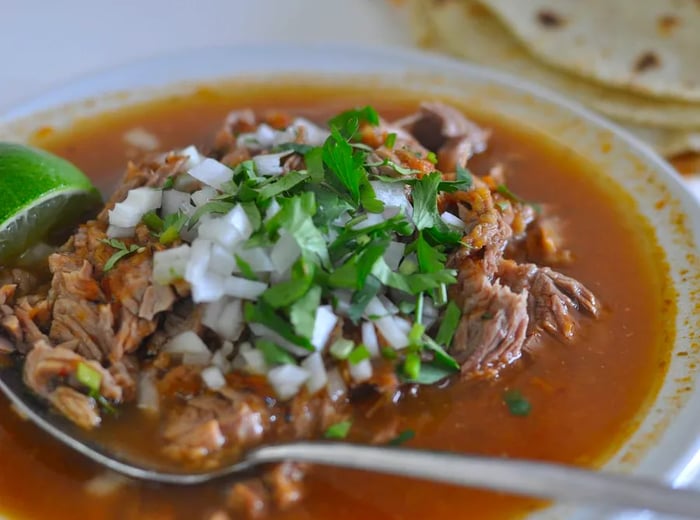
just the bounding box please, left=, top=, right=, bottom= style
left=0, top=43, right=699, bottom=520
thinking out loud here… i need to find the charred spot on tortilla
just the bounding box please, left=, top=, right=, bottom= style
left=657, top=14, right=680, bottom=35
left=536, top=9, right=565, bottom=28
left=635, top=51, right=661, bottom=73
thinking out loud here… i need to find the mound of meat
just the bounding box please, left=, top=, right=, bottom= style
left=0, top=102, right=599, bottom=518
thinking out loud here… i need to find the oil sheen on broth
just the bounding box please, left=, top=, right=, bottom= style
left=0, top=84, right=670, bottom=520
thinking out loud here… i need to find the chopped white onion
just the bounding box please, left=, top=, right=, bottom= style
left=361, top=321, right=380, bottom=357
left=326, top=368, right=347, bottom=402
left=378, top=295, right=399, bottom=315
left=270, top=231, right=301, bottom=274
left=253, top=151, right=293, bottom=176
left=201, top=366, right=227, bottom=390
left=371, top=181, right=412, bottom=217
left=198, top=216, right=244, bottom=252
left=248, top=323, right=310, bottom=357
left=108, top=187, right=162, bottom=228
left=153, top=244, right=191, bottom=285
left=137, top=371, right=159, bottom=414
left=162, top=189, right=191, bottom=217
left=191, top=271, right=226, bottom=303
left=223, top=276, right=267, bottom=300
left=208, top=243, right=237, bottom=276
left=189, top=158, right=232, bottom=190
left=236, top=123, right=277, bottom=149
left=203, top=298, right=245, bottom=341
left=211, top=349, right=232, bottom=373
left=349, top=358, right=373, bottom=383
left=267, top=364, right=309, bottom=400
left=382, top=206, right=402, bottom=220
left=311, top=306, right=338, bottom=352
left=191, top=186, right=218, bottom=207
left=440, top=211, right=466, bottom=229
left=106, top=224, right=135, bottom=239
left=224, top=205, right=253, bottom=240
left=179, top=145, right=204, bottom=169
left=365, top=297, right=387, bottom=319
left=351, top=212, right=384, bottom=230
left=332, top=290, right=352, bottom=316
left=232, top=247, right=274, bottom=273
left=375, top=316, right=410, bottom=350
left=301, top=352, right=327, bottom=394
left=384, top=241, right=405, bottom=271
left=290, top=118, right=330, bottom=145
left=182, top=352, right=212, bottom=366
left=265, top=199, right=281, bottom=221
left=123, top=127, right=160, bottom=151
left=394, top=317, right=412, bottom=335
left=220, top=341, right=235, bottom=357
left=163, top=331, right=210, bottom=355
left=238, top=348, right=268, bottom=375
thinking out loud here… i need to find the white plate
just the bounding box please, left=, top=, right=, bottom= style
left=1, top=43, right=699, bottom=520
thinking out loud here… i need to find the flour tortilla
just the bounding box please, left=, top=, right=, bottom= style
left=478, top=0, right=700, bottom=103
left=407, top=0, right=700, bottom=130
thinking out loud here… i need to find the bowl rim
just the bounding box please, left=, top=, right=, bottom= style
left=1, top=42, right=699, bottom=520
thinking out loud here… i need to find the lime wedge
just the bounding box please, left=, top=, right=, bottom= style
left=0, top=143, right=102, bottom=263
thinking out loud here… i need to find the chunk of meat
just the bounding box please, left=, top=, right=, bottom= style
left=163, top=416, right=225, bottom=461
left=227, top=480, right=269, bottom=519
left=263, top=462, right=306, bottom=509
left=138, top=284, right=176, bottom=321
left=162, top=405, right=226, bottom=461
left=0, top=268, right=39, bottom=296
left=451, top=260, right=529, bottom=377
left=498, top=259, right=599, bottom=343
left=523, top=217, right=573, bottom=266
left=23, top=341, right=122, bottom=402
left=397, top=101, right=489, bottom=169
left=48, top=386, right=101, bottom=429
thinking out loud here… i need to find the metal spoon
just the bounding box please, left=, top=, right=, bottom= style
left=2, top=365, right=700, bottom=518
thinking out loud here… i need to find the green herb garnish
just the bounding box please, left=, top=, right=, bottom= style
left=324, top=420, right=353, bottom=439
left=256, top=339, right=296, bottom=366
left=100, top=239, right=144, bottom=272
left=503, top=390, right=531, bottom=417
left=76, top=362, right=102, bottom=393
left=347, top=344, right=371, bottom=365
left=434, top=301, right=461, bottom=348
left=388, top=429, right=415, bottom=446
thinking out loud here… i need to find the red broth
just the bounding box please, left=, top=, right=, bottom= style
left=0, top=84, right=671, bottom=520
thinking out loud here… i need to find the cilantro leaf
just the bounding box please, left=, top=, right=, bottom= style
left=256, top=338, right=297, bottom=366
left=399, top=361, right=454, bottom=385
left=324, top=420, right=353, bottom=439
left=328, top=106, right=379, bottom=132
left=347, top=275, right=382, bottom=322
left=434, top=300, right=461, bottom=348
left=388, top=429, right=415, bottom=446
left=503, top=390, right=531, bottom=417
left=289, top=286, right=322, bottom=340
left=323, top=126, right=364, bottom=204
left=244, top=300, right=313, bottom=350
left=255, top=171, right=310, bottom=200
left=456, top=165, right=473, bottom=188
left=100, top=239, right=143, bottom=272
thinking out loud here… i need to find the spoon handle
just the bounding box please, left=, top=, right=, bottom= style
left=250, top=442, right=700, bottom=518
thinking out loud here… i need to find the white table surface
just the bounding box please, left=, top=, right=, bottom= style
left=0, top=1, right=699, bottom=516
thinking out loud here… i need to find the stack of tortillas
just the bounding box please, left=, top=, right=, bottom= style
left=404, top=0, right=700, bottom=179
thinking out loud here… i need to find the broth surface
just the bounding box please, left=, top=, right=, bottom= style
left=0, top=85, right=670, bottom=520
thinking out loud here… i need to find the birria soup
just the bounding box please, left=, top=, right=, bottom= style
left=0, top=84, right=670, bottom=520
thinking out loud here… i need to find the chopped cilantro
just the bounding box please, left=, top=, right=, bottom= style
left=328, top=106, right=379, bottom=132
left=381, top=347, right=398, bottom=360
left=142, top=210, right=164, bottom=232
left=76, top=362, right=102, bottom=393
left=244, top=300, right=313, bottom=350
left=456, top=165, right=473, bottom=188
left=161, top=177, right=175, bottom=190
left=347, top=275, right=382, bottom=322
left=388, top=429, right=415, bottom=446
left=255, top=170, right=310, bottom=200
left=400, top=361, right=454, bottom=385
left=256, top=339, right=296, bottom=366
left=384, top=132, right=397, bottom=149
left=403, top=352, right=421, bottom=380
left=330, top=338, right=354, bottom=360
left=411, top=172, right=463, bottom=245
left=347, top=344, right=371, bottom=365
left=426, top=151, right=438, bottom=165
left=324, top=420, right=353, bottom=439
left=434, top=301, right=461, bottom=348
left=503, top=390, right=531, bottom=417
left=234, top=254, right=258, bottom=280
left=289, top=286, right=322, bottom=340
left=100, top=239, right=143, bottom=272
